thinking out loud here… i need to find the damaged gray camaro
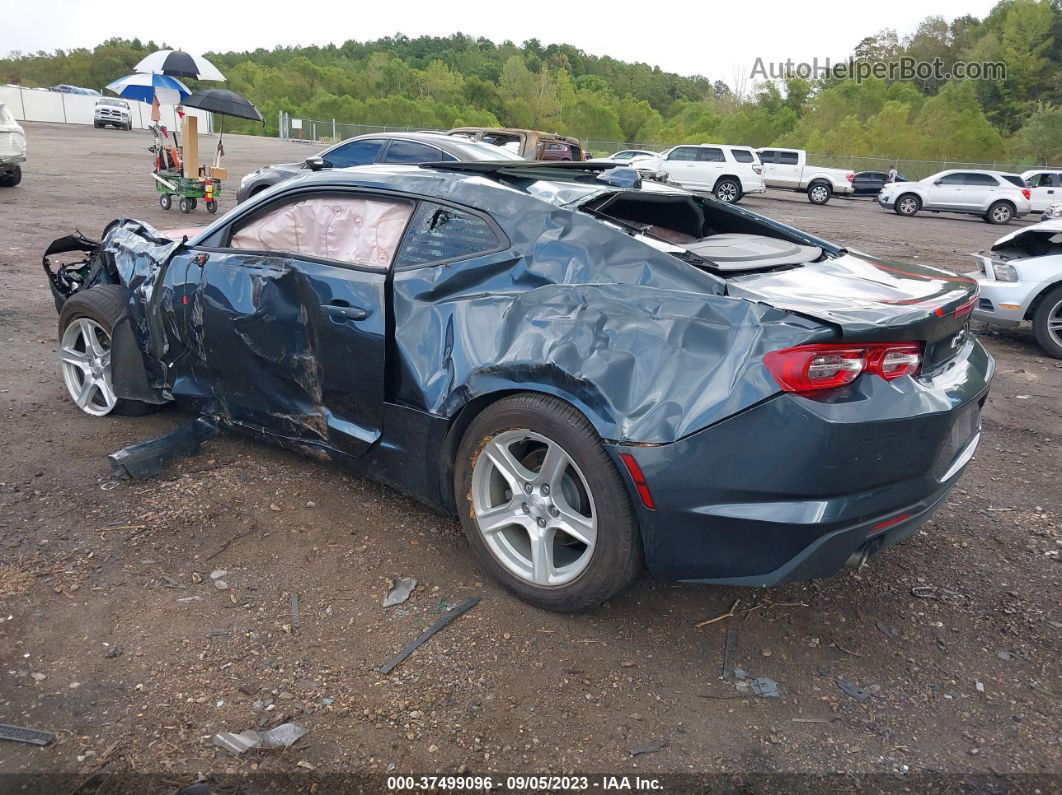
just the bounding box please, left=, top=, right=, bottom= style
left=45, top=161, right=993, bottom=611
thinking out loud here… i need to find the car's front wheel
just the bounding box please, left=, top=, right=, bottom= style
left=895, top=194, right=921, bottom=216
left=454, top=393, right=643, bottom=612
left=58, top=286, right=152, bottom=417
left=1032, top=285, right=1062, bottom=359
left=0, top=166, right=21, bottom=187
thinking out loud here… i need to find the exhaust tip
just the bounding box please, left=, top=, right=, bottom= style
left=844, top=545, right=870, bottom=571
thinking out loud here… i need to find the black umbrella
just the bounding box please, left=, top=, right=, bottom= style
left=181, top=89, right=264, bottom=168
left=182, top=89, right=263, bottom=121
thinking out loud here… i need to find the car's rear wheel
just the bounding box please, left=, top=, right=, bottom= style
left=985, top=201, right=1014, bottom=225
left=454, top=393, right=643, bottom=612
left=179, top=197, right=192, bottom=214
left=58, top=286, right=152, bottom=417
left=808, top=181, right=832, bottom=204
left=1032, top=285, right=1062, bottom=359
left=714, top=178, right=742, bottom=203
left=0, top=166, right=21, bottom=187
left=895, top=194, right=921, bottom=216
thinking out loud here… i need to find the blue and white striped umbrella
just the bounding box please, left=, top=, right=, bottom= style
left=105, top=73, right=190, bottom=104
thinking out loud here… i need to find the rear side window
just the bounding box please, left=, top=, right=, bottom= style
left=383, top=140, right=453, bottom=164
left=325, top=139, right=384, bottom=168
left=731, top=149, right=755, bottom=163
left=758, top=150, right=776, bottom=163
left=396, top=202, right=502, bottom=267
left=998, top=174, right=1026, bottom=188
left=965, top=173, right=1002, bottom=186
left=696, top=147, right=725, bottom=162
left=777, top=151, right=799, bottom=165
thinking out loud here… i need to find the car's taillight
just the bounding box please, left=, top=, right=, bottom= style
left=763, top=342, right=922, bottom=393
left=1022, top=188, right=1031, bottom=200
left=753, top=165, right=763, bottom=175
left=846, top=172, right=855, bottom=182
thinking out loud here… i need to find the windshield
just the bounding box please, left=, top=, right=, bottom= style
left=444, top=139, right=524, bottom=161
left=98, top=98, right=128, bottom=107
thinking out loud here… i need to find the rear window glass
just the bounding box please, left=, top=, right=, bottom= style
left=965, top=173, right=1001, bottom=186
left=731, top=149, right=755, bottom=163
left=778, top=151, right=799, bottom=165
left=999, top=174, right=1026, bottom=188
left=696, top=147, right=725, bottom=162
left=397, top=202, right=501, bottom=266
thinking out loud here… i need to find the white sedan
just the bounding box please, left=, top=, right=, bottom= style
left=972, top=219, right=1062, bottom=357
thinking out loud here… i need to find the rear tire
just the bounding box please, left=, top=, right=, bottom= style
left=57, top=286, right=153, bottom=417
left=454, top=393, right=643, bottom=612
left=807, top=181, right=832, bottom=204
left=0, top=166, right=21, bottom=187
left=895, top=193, right=921, bottom=216
left=179, top=197, right=192, bottom=214
left=1032, top=285, right=1062, bottom=359
left=985, top=201, right=1014, bottom=225
left=713, top=178, right=742, bottom=203
left=205, top=199, right=218, bottom=214
left=159, top=193, right=172, bottom=210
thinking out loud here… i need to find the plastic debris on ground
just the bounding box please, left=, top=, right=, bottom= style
left=210, top=722, right=308, bottom=754
left=383, top=577, right=417, bottom=607
left=837, top=676, right=871, bottom=701
left=629, top=739, right=666, bottom=757
left=379, top=595, right=479, bottom=674
left=750, top=676, right=781, bottom=698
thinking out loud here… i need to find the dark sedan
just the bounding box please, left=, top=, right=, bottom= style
left=46, top=161, right=992, bottom=612
left=236, top=131, right=523, bottom=203
left=852, top=170, right=907, bottom=195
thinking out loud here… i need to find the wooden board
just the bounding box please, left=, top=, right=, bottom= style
left=182, top=115, right=198, bottom=179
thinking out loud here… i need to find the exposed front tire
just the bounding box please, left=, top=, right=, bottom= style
left=985, top=201, right=1014, bottom=225
left=159, top=193, right=172, bottom=210
left=0, top=166, right=21, bottom=187
left=57, top=286, right=153, bottom=417
left=1032, top=285, right=1062, bottom=359
left=713, top=178, right=742, bottom=203
left=179, top=197, right=192, bottom=214
left=895, top=193, right=921, bottom=216
left=454, top=393, right=643, bottom=612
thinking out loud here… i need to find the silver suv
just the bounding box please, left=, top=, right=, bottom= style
left=877, top=169, right=1032, bottom=225
left=94, top=98, right=132, bottom=131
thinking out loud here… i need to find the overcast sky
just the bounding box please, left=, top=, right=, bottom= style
left=2, top=0, right=1001, bottom=89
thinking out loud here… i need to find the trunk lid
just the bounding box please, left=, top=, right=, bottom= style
left=727, top=251, right=977, bottom=369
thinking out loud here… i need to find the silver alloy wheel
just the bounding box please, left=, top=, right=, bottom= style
left=470, top=429, right=597, bottom=586
left=810, top=185, right=829, bottom=203
left=1048, top=299, right=1062, bottom=348
left=991, top=204, right=1012, bottom=223
left=898, top=196, right=919, bottom=214
left=716, top=181, right=739, bottom=202
left=60, top=317, right=117, bottom=416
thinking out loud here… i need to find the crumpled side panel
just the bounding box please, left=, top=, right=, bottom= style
left=393, top=208, right=826, bottom=444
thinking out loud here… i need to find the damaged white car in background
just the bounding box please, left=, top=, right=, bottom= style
left=972, top=219, right=1062, bottom=358
left=0, top=102, right=26, bottom=187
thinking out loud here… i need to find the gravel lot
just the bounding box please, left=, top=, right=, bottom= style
left=0, top=123, right=1059, bottom=789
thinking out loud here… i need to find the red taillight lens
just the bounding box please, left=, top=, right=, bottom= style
left=1022, top=188, right=1031, bottom=200
left=764, top=343, right=922, bottom=393
left=847, top=172, right=855, bottom=182
left=753, top=165, right=763, bottom=174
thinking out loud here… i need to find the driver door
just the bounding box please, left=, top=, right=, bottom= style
left=173, top=188, right=413, bottom=456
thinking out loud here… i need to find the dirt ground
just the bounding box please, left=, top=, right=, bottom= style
left=0, top=123, right=1059, bottom=791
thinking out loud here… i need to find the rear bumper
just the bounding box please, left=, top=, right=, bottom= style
left=608, top=338, right=993, bottom=584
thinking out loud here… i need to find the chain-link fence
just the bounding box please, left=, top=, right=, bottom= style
left=278, top=112, right=1057, bottom=177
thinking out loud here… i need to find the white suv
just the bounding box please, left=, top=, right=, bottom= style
left=1022, top=170, right=1062, bottom=213
left=638, top=144, right=766, bottom=203
left=878, top=169, right=1031, bottom=225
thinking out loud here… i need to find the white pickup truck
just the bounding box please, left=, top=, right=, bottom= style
left=756, top=148, right=854, bottom=204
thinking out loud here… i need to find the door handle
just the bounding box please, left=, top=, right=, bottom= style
left=322, top=303, right=369, bottom=321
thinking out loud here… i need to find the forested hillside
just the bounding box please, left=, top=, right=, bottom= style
left=2, top=0, right=1060, bottom=162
